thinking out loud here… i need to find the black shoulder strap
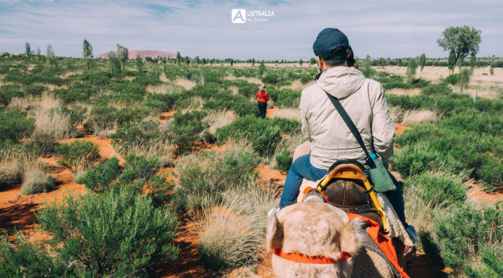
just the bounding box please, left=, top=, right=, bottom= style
left=324, top=92, right=374, bottom=166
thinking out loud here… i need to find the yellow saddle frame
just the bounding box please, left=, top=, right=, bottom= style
left=317, top=163, right=388, bottom=233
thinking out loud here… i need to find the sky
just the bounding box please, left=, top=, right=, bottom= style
left=0, top=0, right=502, bottom=60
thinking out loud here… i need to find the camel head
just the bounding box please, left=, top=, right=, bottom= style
left=266, top=189, right=365, bottom=278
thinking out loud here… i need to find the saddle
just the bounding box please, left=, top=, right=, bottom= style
left=317, top=159, right=387, bottom=233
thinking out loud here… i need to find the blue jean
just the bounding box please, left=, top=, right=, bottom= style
left=258, top=102, right=267, bottom=119
left=279, top=154, right=409, bottom=228
left=279, top=154, right=328, bottom=208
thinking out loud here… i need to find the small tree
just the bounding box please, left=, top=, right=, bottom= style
left=176, top=51, right=181, bottom=65
left=419, top=53, right=426, bottom=72
left=490, top=62, right=495, bottom=76
left=25, top=42, right=31, bottom=57
left=252, top=58, right=255, bottom=66
left=459, top=68, right=471, bottom=93
left=437, top=26, right=482, bottom=74
left=397, top=58, right=402, bottom=67
left=36, top=46, right=41, bottom=61
left=46, top=44, right=56, bottom=67
left=117, top=44, right=129, bottom=70
left=299, top=59, right=303, bottom=67
left=108, top=51, right=121, bottom=76
left=230, top=59, right=234, bottom=67
left=83, top=39, right=93, bottom=71
left=258, top=62, right=266, bottom=76
left=379, top=58, right=386, bottom=68
left=362, top=55, right=372, bottom=78
left=406, top=58, right=418, bottom=83
left=310, top=57, right=316, bottom=67
left=135, top=54, right=144, bottom=73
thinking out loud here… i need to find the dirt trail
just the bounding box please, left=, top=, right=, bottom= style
left=265, top=106, right=278, bottom=118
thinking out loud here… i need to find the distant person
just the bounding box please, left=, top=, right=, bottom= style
left=273, top=27, right=417, bottom=244
left=256, top=85, right=269, bottom=119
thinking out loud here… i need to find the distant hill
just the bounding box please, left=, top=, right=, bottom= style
left=95, top=50, right=176, bottom=59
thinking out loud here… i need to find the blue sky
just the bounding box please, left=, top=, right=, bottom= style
left=0, top=0, right=502, bottom=60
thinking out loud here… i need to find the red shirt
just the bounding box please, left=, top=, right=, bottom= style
left=256, top=90, right=269, bottom=103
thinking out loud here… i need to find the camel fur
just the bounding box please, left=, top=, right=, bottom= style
left=266, top=190, right=365, bottom=278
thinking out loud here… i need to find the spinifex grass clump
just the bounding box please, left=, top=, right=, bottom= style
left=55, top=140, right=101, bottom=170
left=35, top=186, right=179, bottom=277
left=216, top=115, right=300, bottom=157
left=174, top=147, right=260, bottom=210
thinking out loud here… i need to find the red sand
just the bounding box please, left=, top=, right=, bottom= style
left=266, top=106, right=278, bottom=118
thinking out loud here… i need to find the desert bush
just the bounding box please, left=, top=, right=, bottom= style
left=216, top=116, right=300, bottom=157
left=23, top=84, right=46, bottom=96
left=85, top=105, right=117, bottom=132
left=55, top=140, right=101, bottom=170
left=119, top=154, right=159, bottom=183
left=433, top=203, right=503, bottom=276
left=21, top=163, right=55, bottom=195
left=231, top=95, right=259, bottom=117
left=274, top=149, right=292, bottom=171
left=197, top=185, right=276, bottom=270
left=261, top=73, right=279, bottom=85
left=443, top=73, right=459, bottom=85
left=112, top=120, right=169, bottom=156
left=0, top=111, right=36, bottom=144
left=275, top=89, right=301, bottom=108
left=0, top=231, right=71, bottom=277
left=53, top=82, right=98, bottom=104
left=59, top=103, right=89, bottom=126
left=390, top=141, right=466, bottom=178
left=36, top=186, right=179, bottom=277
left=203, top=110, right=236, bottom=134
left=0, top=85, right=24, bottom=106
left=80, top=157, right=122, bottom=193
left=174, top=148, right=260, bottom=210
left=404, top=171, right=466, bottom=208
left=145, top=93, right=179, bottom=112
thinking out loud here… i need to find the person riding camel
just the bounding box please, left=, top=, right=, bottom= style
left=273, top=27, right=417, bottom=244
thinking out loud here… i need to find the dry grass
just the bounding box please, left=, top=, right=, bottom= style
left=269, top=132, right=305, bottom=168
left=197, top=185, right=277, bottom=270
left=389, top=107, right=404, bottom=124
left=203, top=110, right=236, bottom=134
left=146, top=82, right=179, bottom=94
left=385, top=88, right=421, bottom=96
left=20, top=160, right=55, bottom=195
left=174, top=78, right=196, bottom=90
left=114, top=137, right=175, bottom=167
left=0, top=158, right=23, bottom=188
left=272, top=108, right=301, bottom=121
left=402, top=110, right=438, bottom=127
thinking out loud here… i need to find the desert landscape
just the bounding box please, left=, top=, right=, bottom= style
left=1, top=47, right=502, bottom=277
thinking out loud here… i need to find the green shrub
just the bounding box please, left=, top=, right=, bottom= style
left=80, top=157, right=122, bottom=193
left=275, top=150, right=292, bottom=171
left=231, top=96, right=259, bottom=117
left=112, top=120, right=168, bottom=155
left=434, top=204, right=503, bottom=276
left=36, top=186, right=179, bottom=277
left=275, top=89, right=301, bottom=108
left=0, top=85, right=24, bottom=106
left=174, top=149, right=260, bottom=210
left=0, top=232, right=71, bottom=277
left=55, top=140, right=101, bottom=170
left=216, top=115, right=299, bottom=157
left=443, top=73, right=459, bottom=85
left=262, top=73, right=279, bottom=85
left=0, top=111, right=36, bottom=144
left=119, top=154, right=159, bottom=183
left=405, top=171, right=466, bottom=208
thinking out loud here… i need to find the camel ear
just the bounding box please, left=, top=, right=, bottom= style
left=339, top=218, right=363, bottom=256
left=266, top=214, right=283, bottom=252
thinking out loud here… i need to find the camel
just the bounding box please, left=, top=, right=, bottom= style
left=266, top=189, right=400, bottom=278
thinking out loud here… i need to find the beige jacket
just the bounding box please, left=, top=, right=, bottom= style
left=300, top=66, right=395, bottom=170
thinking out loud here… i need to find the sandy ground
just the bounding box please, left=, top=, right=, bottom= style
left=376, top=66, right=503, bottom=98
